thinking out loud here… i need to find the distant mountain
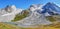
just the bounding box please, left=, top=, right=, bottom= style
left=0, top=5, right=22, bottom=22
left=42, top=2, right=60, bottom=15
left=0, top=5, right=16, bottom=15
left=29, top=2, right=60, bottom=16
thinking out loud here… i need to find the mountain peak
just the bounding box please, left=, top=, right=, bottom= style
left=6, top=5, right=16, bottom=8
left=6, top=5, right=10, bottom=8
left=4, top=5, right=16, bottom=13
left=45, top=2, right=55, bottom=6
left=42, top=2, right=60, bottom=15
left=11, top=5, right=16, bottom=9
left=29, top=4, right=43, bottom=11
left=47, top=2, right=53, bottom=4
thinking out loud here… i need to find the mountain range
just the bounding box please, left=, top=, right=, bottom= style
left=0, top=2, right=60, bottom=27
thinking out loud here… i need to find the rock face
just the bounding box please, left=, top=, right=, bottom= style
left=0, top=5, right=22, bottom=22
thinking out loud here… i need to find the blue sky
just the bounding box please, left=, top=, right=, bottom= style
left=0, top=0, right=60, bottom=9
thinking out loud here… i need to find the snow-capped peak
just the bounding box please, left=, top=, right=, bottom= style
left=29, top=4, right=43, bottom=11
left=0, top=5, right=23, bottom=22
left=41, top=2, right=60, bottom=16
left=29, top=2, right=60, bottom=16
left=4, top=5, right=17, bottom=13
left=10, top=5, right=16, bottom=10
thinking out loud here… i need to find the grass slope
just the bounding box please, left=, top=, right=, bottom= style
left=46, top=15, right=60, bottom=22
left=0, top=22, right=60, bottom=29
left=0, top=22, right=21, bottom=29
left=12, top=10, right=29, bottom=22
left=46, top=16, right=56, bottom=22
